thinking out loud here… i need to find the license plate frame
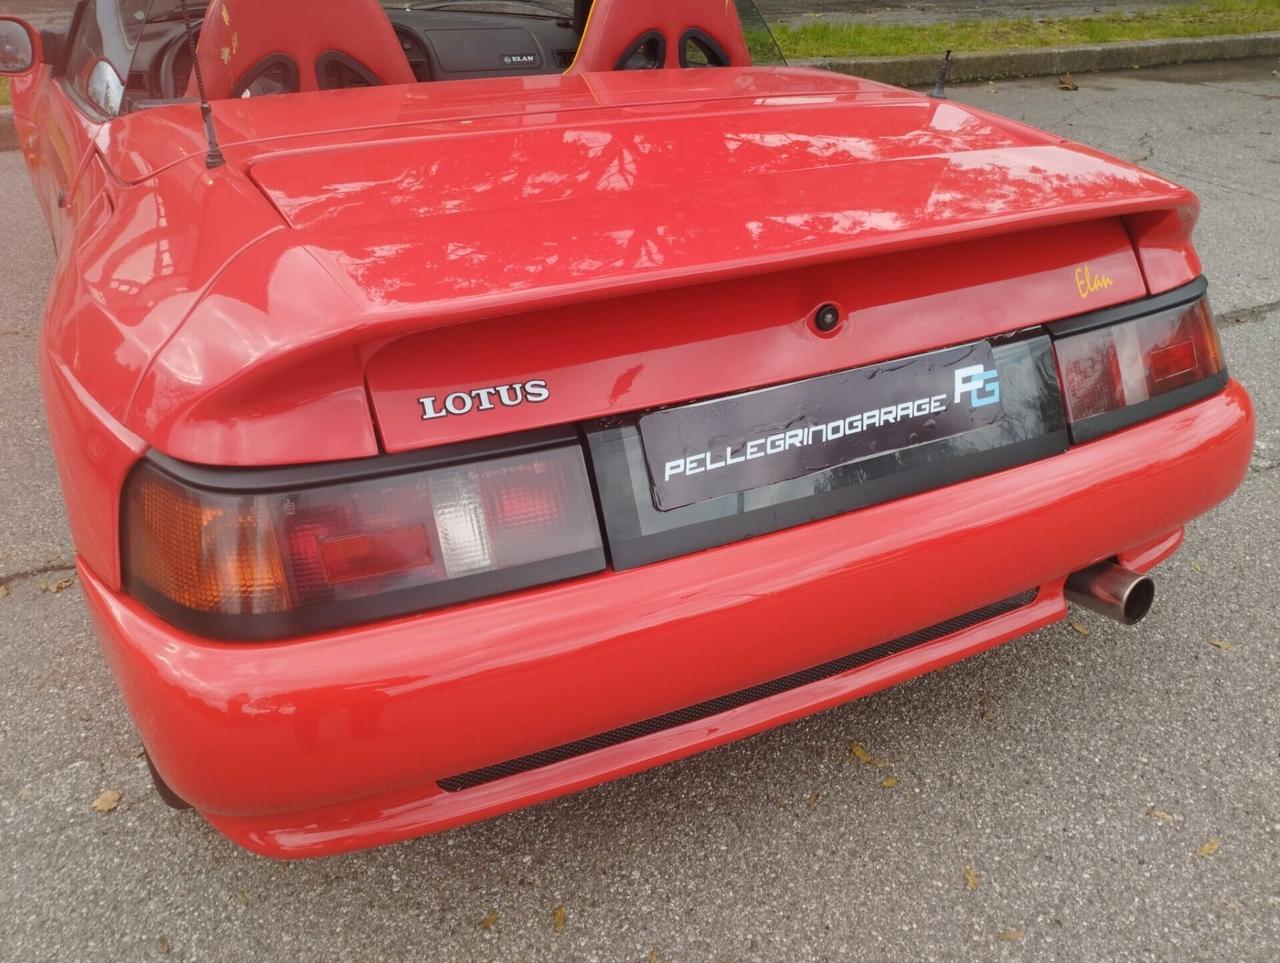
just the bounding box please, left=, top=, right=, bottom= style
left=638, top=341, right=1006, bottom=511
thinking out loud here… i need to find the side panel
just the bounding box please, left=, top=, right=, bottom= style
left=9, top=67, right=97, bottom=243
left=40, top=354, right=145, bottom=590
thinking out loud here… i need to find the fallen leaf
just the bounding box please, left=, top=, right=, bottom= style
left=963, top=866, right=981, bottom=891
left=18, top=786, right=32, bottom=801
left=0, top=584, right=9, bottom=598
left=158, top=936, right=172, bottom=955
left=1071, top=620, right=1090, bottom=637
left=1058, top=72, right=1079, bottom=91
left=880, top=776, right=898, bottom=789
left=999, top=928, right=1024, bottom=942
left=1199, top=838, right=1221, bottom=858
left=552, top=905, right=567, bottom=933
left=1193, top=562, right=1204, bottom=572
left=978, top=689, right=993, bottom=721
left=41, top=576, right=75, bottom=594
left=1207, top=639, right=1237, bottom=651
left=234, top=890, right=250, bottom=907
left=848, top=741, right=889, bottom=768
left=479, top=909, right=498, bottom=930
left=91, top=789, right=122, bottom=813
left=806, top=789, right=821, bottom=808
left=1146, top=806, right=1175, bottom=822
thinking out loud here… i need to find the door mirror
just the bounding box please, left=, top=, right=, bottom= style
left=0, top=17, right=39, bottom=76
left=86, top=59, right=124, bottom=115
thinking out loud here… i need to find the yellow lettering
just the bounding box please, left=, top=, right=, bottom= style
left=1075, top=264, right=1115, bottom=299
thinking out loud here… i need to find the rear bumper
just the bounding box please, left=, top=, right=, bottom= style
left=81, top=380, right=1254, bottom=858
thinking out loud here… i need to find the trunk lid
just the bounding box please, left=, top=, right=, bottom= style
left=135, top=69, right=1192, bottom=462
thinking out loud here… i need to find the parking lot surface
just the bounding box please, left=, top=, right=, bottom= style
left=1, top=58, right=1278, bottom=963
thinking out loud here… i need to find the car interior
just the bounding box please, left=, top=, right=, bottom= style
left=63, top=0, right=783, bottom=114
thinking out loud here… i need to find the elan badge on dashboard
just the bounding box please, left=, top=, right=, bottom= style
left=638, top=342, right=1005, bottom=511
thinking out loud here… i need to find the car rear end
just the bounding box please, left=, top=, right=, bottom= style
left=55, top=72, right=1253, bottom=857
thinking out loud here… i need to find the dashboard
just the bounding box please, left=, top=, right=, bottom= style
left=388, top=9, right=582, bottom=81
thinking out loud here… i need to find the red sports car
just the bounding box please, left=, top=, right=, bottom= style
left=1, top=0, right=1253, bottom=858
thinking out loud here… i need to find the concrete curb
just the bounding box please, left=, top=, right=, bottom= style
left=801, top=31, right=1280, bottom=87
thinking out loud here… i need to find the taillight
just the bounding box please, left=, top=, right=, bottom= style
left=123, top=441, right=605, bottom=641
left=1053, top=292, right=1226, bottom=442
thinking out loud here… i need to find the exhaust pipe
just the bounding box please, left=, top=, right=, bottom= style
left=1064, top=562, right=1155, bottom=625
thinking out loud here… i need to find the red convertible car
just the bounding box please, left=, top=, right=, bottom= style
left=1, top=0, right=1253, bottom=858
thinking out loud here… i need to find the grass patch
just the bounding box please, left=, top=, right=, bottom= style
left=0, top=78, right=10, bottom=109
left=771, top=0, right=1280, bottom=59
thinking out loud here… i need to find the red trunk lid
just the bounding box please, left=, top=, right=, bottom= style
left=128, top=69, right=1190, bottom=463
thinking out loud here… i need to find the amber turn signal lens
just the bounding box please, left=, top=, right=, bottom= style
left=124, top=471, right=290, bottom=615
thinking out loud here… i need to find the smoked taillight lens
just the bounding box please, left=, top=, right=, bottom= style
left=123, top=444, right=605, bottom=640
left=1053, top=294, right=1226, bottom=441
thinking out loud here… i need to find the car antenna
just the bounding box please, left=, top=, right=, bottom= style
left=179, top=0, right=225, bottom=169
left=929, top=49, right=953, bottom=99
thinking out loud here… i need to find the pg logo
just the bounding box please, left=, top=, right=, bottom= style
left=954, top=365, right=1001, bottom=409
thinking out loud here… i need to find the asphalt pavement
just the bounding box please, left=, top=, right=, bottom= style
left=1, top=58, right=1278, bottom=963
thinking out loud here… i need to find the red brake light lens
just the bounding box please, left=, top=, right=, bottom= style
left=123, top=445, right=604, bottom=640
left=1054, top=296, right=1224, bottom=429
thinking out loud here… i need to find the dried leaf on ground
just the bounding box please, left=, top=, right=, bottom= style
left=91, top=789, right=122, bottom=813
left=880, top=776, right=898, bottom=789
left=0, top=584, right=9, bottom=598
left=18, top=786, right=32, bottom=801
left=1199, top=838, right=1221, bottom=858
left=234, top=890, right=250, bottom=907
left=1146, top=806, right=1175, bottom=822
left=848, top=741, right=889, bottom=768
left=978, top=689, right=993, bottom=721
left=479, top=910, right=498, bottom=930
left=1192, top=562, right=1204, bottom=572
left=41, top=576, right=75, bottom=594
left=1207, top=639, right=1237, bottom=651
left=999, top=928, right=1025, bottom=941
left=1058, top=72, right=1079, bottom=90
left=552, top=905, right=567, bottom=933
left=1070, top=620, right=1090, bottom=637
left=806, top=789, right=821, bottom=808
left=158, top=936, right=172, bottom=955
left=963, top=866, right=981, bottom=891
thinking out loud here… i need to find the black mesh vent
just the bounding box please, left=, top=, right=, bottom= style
left=438, top=589, right=1039, bottom=792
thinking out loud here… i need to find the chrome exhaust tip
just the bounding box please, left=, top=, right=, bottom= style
left=1064, top=562, right=1155, bottom=625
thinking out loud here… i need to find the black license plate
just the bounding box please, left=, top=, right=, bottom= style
left=638, top=341, right=1006, bottom=510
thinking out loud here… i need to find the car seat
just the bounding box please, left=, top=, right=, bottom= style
left=567, top=0, right=751, bottom=72
left=187, top=0, right=415, bottom=99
